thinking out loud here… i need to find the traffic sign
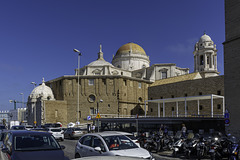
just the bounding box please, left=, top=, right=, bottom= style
left=225, top=119, right=230, bottom=124
left=96, top=113, right=101, bottom=119
left=224, top=112, right=229, bottom=119
left=87, top=116, right=91, bottom=120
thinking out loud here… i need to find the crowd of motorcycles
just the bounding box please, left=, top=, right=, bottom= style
left=137, top=130, right=239, bottom=160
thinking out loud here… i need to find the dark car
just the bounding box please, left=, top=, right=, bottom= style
left=0, top=130, right=69, bottom=160
left=10, top=125, right=26, bottom=130
left=0, top=125, right=6, bottom=130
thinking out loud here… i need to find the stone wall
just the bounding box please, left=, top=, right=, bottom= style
left=47, top=75, right=150, bottom=125
left=224, top=0, right=240, bottom=137
left=148, top=76, right=224, bottom=117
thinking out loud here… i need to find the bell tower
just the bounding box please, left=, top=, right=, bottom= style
left=193, top=33, right=219, bottom=78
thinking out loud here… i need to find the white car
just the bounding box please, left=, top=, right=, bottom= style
left=75, top=132, right=154, bottom=159
left=103, top=131, right=140, bottom=147
left=45, top=128, right=64, bottom=141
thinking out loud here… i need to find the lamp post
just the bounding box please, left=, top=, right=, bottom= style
left=31, top=82, right=36, bottom=88
left=97, top=99, right=103, bottom=132
left=73, top=48, right=82, bottom=125
left=20, top=93, right=24, bottom=108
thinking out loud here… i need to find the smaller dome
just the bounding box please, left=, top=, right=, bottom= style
left=29, top=78, right=55, bottom=101
left=87, top=44, right=113, bottom=67
left=199, top=33, right=212, bottom=42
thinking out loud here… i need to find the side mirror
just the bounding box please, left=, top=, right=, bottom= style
left=61, top=145, right=65, bottom=150
left=94, top=147, right=102, bottom=153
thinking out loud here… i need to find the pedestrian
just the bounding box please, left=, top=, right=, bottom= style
left=91, top=124, right=95, bottom=133
left=163, top=125, right=168, bottom=136
left=181, top=124, right=187, bottom=138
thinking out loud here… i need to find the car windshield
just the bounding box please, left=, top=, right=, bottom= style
left=103, top=135, right=138, bottom=151
left=14, top=134, right=61, bottom=151
left=50, top=129, right=61, bottom=132
left=12, top=126, right=25, bottom=130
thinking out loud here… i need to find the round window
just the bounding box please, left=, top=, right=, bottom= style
left=88, top=95, right=96, bottom=103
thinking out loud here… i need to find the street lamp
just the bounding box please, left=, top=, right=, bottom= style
left=20, top=93, right=24, bottom=108
left=73, top=48, right=82, bottom=124
left=97, top=99, right=103, bottom=132
left=31, top=82, right=36, bottom=88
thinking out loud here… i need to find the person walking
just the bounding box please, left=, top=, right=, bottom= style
left=91, top=124, right=95, bottom=133
left=181, top=124, right=187, bottom=138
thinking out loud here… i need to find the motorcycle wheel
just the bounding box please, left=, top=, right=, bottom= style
left=172, top=150, right=177, bottom=157
left=185, top=151, right=191, bottom=159
left=197, top=150, right=202, bottom=160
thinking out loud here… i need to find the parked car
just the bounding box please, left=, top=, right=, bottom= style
left=103, top=131, right=140, bottom=147
left=64, top=128, right=87, bottom=139
left=0, top=130, right=69, bottom=160
left=25, top=125, right=34, bottom=130
left=75, top=132, right=154, bottom=159
left=45, top=128, right=64, bottom=141
left=42, top=123, right=62, bottom=128
left=10, top=125, right=26, bottom=130
left=0, top=125, right=6, bottom=130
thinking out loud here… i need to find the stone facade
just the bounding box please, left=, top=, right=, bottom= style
left=224, top=0, right=240, bottom=137
left=46, top=75, right=150, bottom=126
left=148, top=75, right=224, bottom=117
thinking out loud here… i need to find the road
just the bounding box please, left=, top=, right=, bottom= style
left=59, top=139, right=181, bottom=160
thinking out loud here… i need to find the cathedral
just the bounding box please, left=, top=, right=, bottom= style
left=27, top=33, right=221, bottom=127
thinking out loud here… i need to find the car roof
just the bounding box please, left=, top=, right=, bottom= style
left=84, top=132, right=127, bottom=137
left=103, top=131, right=133, bottom=136
left=5, top=130, right=52, bottom=136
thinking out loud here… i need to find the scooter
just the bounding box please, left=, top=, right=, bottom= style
left=228, top=136, right=239, bottom=160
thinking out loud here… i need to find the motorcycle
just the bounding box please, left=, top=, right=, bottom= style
left=143, top=133, right=161, bottom=153
left=172, top=131, right=185, bottom=157
left=228, top=136, right=239, bottom=160
left=185, top=133, right=198, bottom=159
left=196, top=135, right=211, bottom=160
left=209, top=134, right=229, bottom=160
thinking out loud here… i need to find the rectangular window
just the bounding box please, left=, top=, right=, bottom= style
left=200, top=105, right=203, bottom=110
left=124, top=80, right=127, bottom=86
left=199, top=92, right=202, bottom=95
left=185, top=93, right=188, bottom=97
left=89, top=79, right=94, bottom=85
left=90, top=108, right=94, bottom=115
left=217, top=90, right=221, bottom=95
left=55, top=110, right=58, bottom=118
left=102, top=79, right=106, bottom=85
left=171, top=95, right=174, bottom=98
left=138, top=82, right=142, bottom=88
left=217, top=104, right=221, bottom=109
left=150, top=108, right=153, bottom=112
left=162, top=72, right=167, bottom=79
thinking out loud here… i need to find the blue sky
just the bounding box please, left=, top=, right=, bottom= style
left=0, top=0, right=225, bottom=111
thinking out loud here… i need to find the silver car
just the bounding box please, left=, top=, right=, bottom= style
left=64, top=128, right=87, bottom=139
left=75, top=132, right=154, bottom=159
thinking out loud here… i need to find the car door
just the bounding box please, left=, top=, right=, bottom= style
left=91, top=136, right=108, bottom=156
left=1, top=133, right=13, bottom=160
left=79, top=135, right=93, bottom=157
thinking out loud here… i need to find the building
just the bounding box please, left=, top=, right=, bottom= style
left=9, top=108, right=27, bottom=123
left=147, top=33, right=223, bottom=118
left=0, top=110, right=10, bottom=125
left=224, top=0, right=240, bottom=137
left=27, top=43, right=188, bottom=127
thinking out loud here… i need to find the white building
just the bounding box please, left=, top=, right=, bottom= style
left=193, top=33, right=219, bottom=78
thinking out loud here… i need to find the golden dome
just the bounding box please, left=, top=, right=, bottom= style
left=116, top=42, right=146, bottom=56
